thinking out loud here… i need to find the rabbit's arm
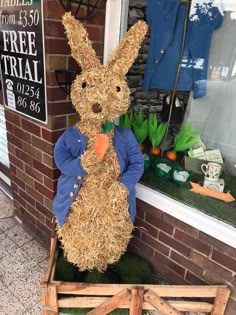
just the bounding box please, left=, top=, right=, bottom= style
left=119, top=130, right=144, bottom=193
left=54, top=134, right=87, bottom=177
left=80, top=148, right=99, bottom=175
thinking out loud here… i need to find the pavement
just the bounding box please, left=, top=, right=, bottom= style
left=0, top=189, right=49, bottom=315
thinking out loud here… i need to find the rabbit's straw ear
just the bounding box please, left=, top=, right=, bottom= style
left=62, top=12, right=101, bottom=71
left=106, top=20, right=148, bottom=76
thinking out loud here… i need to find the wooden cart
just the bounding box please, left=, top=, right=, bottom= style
left=41, top=232, right=230, bottom=315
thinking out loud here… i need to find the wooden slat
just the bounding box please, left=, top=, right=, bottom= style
left=58, top=297, right=111, bottom=308
left=58, top=296, right=213, bottom=312
left=144, top=289, right=181, bottom=315
left=41, top=284, right=58, bottom=314
left=211, top=287, right=230, bottom=315
left=87, top=289, right=131, bottom=315
left=129, top=287, right=144, bottom=315
left=41, top=234, right=57, bottom=284
left=41, top=284, right=49, bottom=314
left=167, top=301, right=213, bottom=312
left=49, top=251, right=58, bottom=282
left=55, top=282, right=224, bottom=297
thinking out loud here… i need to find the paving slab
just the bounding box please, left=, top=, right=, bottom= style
left=0, top=217, right=18, bottom=233
left=5, top=224, right=34, bottom=247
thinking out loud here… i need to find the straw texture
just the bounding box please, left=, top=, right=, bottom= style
left=57, top=130, right=133, bottom=271
left=56, top=12, right=147, bottom=271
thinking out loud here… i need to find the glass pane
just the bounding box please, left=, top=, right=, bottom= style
left=186, top=10, right=236, bottom=175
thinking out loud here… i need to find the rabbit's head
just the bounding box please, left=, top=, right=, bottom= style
left=62, top=12, right=147, bottom=127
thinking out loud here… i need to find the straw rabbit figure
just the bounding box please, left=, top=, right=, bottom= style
left=53, top=12, right=147, bottom=271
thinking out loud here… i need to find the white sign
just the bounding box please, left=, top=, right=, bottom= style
left=0, top=105, right=9, bottom=168
left=221, top=66, right=229, bottom=77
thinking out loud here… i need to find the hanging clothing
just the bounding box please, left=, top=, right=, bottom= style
left=143, top=0, right=224, bottom=98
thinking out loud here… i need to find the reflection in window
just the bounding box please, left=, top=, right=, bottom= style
left=186, top=11, right=236, bottom=175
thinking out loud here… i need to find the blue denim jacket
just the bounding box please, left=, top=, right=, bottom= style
left=143, top=0, right=223, bottom=98
left=53, top=125, right=144, bottom=226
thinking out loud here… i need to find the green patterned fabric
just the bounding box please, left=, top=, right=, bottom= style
left=102, top=122, right=115, bottom=134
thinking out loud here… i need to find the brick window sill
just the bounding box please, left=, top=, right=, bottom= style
left=136, top=183, right=236, bottom=249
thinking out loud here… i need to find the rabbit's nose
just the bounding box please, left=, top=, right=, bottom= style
left=92, top=103, right=102, bottom=113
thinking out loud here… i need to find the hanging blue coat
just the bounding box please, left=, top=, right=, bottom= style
left=143, top=0, right=224, bottom=98
left=53, top=125, right=144, bottom=227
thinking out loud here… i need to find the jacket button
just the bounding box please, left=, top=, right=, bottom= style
left=69, top=192, right=74, bottom=198
left=74, top=183, right=79, bottom=189
left=77, top=176, right=82, bottom=180
left=155, top=59, right=159, bottom=64
left=160, top=49, right=165, bottom=54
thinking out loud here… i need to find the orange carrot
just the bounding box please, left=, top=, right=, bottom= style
left=94, top=134, right=109, bottom=161
left=140, top=144, right=145, bottom=152
left=166, top=151, right=177, bottom=161
left=150, top=147, right=160, bottom=155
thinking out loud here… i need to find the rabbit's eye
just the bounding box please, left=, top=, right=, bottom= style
left=116, top=86, right=121, bottom=92
left=82, top=82, right=87, bottom=88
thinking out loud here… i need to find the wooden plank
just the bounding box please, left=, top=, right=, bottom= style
left=41, top=284, right=50, bottom=315
left=168, top=301, right=213, bottom=312
left=49, top=250, right=58, bottom=283
left=129, top=287, right=144, bottom=315
left=144, top=289, right=181, bottom=315
left=211, top=287, right=230, bottom=315
left=41, top=234, right=58, bottom=284
left=58, top=296, right=213, bottom=312
left=48, top=284, right=58, bottom=313
left=40, top=284, right=58, bottom=314
left=55, top=282, right=224, bottom=297
left=87, top=289, right=131, bottom=315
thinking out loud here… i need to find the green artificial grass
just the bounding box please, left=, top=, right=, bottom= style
left=55, top=250, right=157, bottom=285
left=140, top=168, right=236, bottom=227
left=83, top=269, right=112, bottom=284
left=54, top=255, right=85, bottom=282
left=112, top=252, right=157, bottom=284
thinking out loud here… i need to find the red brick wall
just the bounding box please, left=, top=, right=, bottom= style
left=5, top=0, right=105, bottom=248
left=130, top=199, right=236, bottom=314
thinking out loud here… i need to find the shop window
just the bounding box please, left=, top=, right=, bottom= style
left=125, top=1, right=236, bottom=227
